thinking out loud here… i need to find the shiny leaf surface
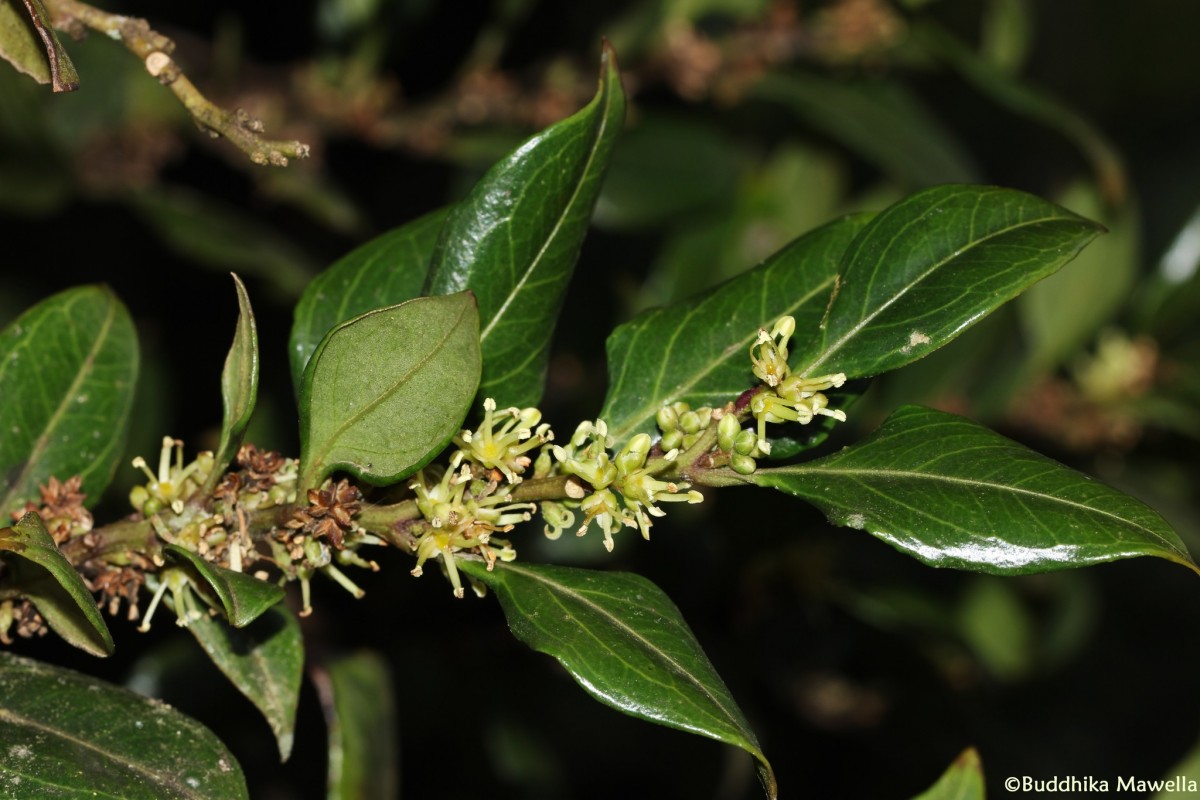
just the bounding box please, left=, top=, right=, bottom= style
left=798, top=185, right=1102, bottom=379
left=298, top=292, right=480, bottom=491
left=0, top=512, right=113, bottom=656
left=289, top=208, right=449, bottom=391
left=753, top=405, right=1197, bottom=575
left=0, top=650, right=247, bottom=799
left=0, top=285, right=138, bottom=518
left=424, top=44, right=625, bottom=408
left=601, top=215, right=872, bottom=448
left=185, top=603, right=303, bottom=762
left=163, top=544, right=284, bottom=627
left=460, top=560, right=776, bottom=799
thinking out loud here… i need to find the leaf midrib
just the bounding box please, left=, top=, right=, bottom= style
left=478, top=71, right=618, bottom=344
left=0, top=293, right=116, bottom=515
left=767, top=465, right=1183, bottom=555
left=0, top=704, right=211, bottom=799
left=802, top=208, right=1086, bottom=376
left=305, top=300, right=469, bottom=482
left=497, top=562, right=761, bottom=754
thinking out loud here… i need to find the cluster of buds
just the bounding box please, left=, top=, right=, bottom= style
left=747, top=316, right=847, bottom=456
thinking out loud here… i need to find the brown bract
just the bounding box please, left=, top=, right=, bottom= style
left=285, top=479, right=363, bottom=550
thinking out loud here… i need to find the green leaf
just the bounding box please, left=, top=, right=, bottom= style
left=206, top=274, right=259, bottom=491
left=911, top=747, right=985, bottom=800
left=752, top=405, right=1198, bottom=575
left=1019, top=181, right=1138, bottom=371
left=315, top=651, right=397, bottom=800
left=752, top=72, right=977, bottom=187
left=797, top=185, right=1102, bottom=379
left=0, top=512, right=113, bottom=657
left=0, top=650, right=248, bottom=799
left=298, top=292, right=481, bottom=491
left=0, top=0, right=78, bottom=91
left=289, top=208, right=449, bottom=392
left=459, top=560, right=776, bottom=799
left=185, top=604, right=303, bottom=762
left=424, top=43, right=626, bottom=409
left=601, top=214, right=873, bottom=448
left=0, top=285, right=139, bottom=519
left=162, top=544, right=284, bottom=627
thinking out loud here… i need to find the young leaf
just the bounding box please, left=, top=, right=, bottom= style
left=289, top=208, right=450, bottom=392
left=0, top=285, right=139, bottom=520
left=298, top=292, right=481, bottom=492
left=601, top=215, right=873, bottom=448
left=0, top=650, right=248, bottom=799
left=163, top=544, right=284, bottom=627
left=206, top=274, right=259, bottom=492
left=185, top=603, right=303, bottom=762
left=424, top=43, right=626, bottom=409
left=313, top=651, right=397, bottom=800
left=0, top=512, right=114, bottom=656
left=911, top=748, right=985, bottom=800
left=459, top=560, right=777, bottom=800
left=752, top=405, right=1198, bottom=575
left=797, top=185, right=1102, bottom=380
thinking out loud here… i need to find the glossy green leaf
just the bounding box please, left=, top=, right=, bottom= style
left=1019, top=181, right=1138, bottom=371
left=752, top=405, right=1197, bottom=575
left=911, top=748, right=985, bottom=800
left=289, top=208, right=449, bottom=392
left=424, top=43, right=626, bottom=408
left=0, top=0, right=78, bottom=91
left=315, top=651, right=397, bottom=800
left=752, top=72, right=977, bottom=187
left=185, top=603, right=303, bottom=762
left=0, top=285, right=138, bottom=519
left=601, top=215, right=872, bottom=448
left=0, top=650, right=248, bottom=799
left=0, top=512, right=113, bottom=657
left=206, top=274, right=259, bottom=491
left=797, top=185, right=1102, bottom=379
left=163, top=544, right=284, bottom=627
left=298, top=292, right=480, bottom=491
left=459, top=560, right=776, bottom=799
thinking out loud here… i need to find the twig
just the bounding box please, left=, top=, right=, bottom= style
left=44, top=0, right=309, bottom=166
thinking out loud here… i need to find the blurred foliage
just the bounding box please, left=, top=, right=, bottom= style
left=4, top=0, right=1200, bottom=797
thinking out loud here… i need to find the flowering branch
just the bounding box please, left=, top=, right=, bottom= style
left=43, top=0, right=310, bottom=166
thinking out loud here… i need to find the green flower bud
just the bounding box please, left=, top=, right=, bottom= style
left=142, top=496, right=163, bottom=517
left=129, top=485, right=149, bottom=514
left=656, top=405, right=679, bottom=431
left=661, top=428, right=684, bottom=451
left=733, top=429, right=758, bottom=456
left=731, top=453, right=757, bottom=475
left=717, top=414, right=740, bottom=451
left=679, top=410, right=702, bottom=435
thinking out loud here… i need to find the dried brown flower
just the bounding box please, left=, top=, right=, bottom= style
left=285, top=479, right=363, bottom=549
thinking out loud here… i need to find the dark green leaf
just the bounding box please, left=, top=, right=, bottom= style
left=314, top=651, right=397, bottom=800
left=0, top=0, right=78, bottom=91
left=289, top=208, right=449, bottom=392
left=185, top=604, right=303, bottom=762
left=0, top=512, right=113, bottom=657
left=206, top=274, right=258, bottom=490
left=298, top=292, right=480, bottom=491
left=0, top=285, right=138, bottom=519
left=163, top=544, right=284, bottom=628
left=601, top=214, right=872, bottom=447
left=753, top=405, right=1197, bottom=575
left=0, top=650, right=248, bottom=799
left=752, top=72, right=977, bottom=187
left=424, top=43, right=626, bottom=408
left=459, top=560, right=776, bottom=799
left=797, top=185, right=1102, bottom=379
left=911, top=747, right=985, bottom=800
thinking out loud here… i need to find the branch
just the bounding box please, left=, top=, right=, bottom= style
left=44, top=0, right=310, bottom=166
